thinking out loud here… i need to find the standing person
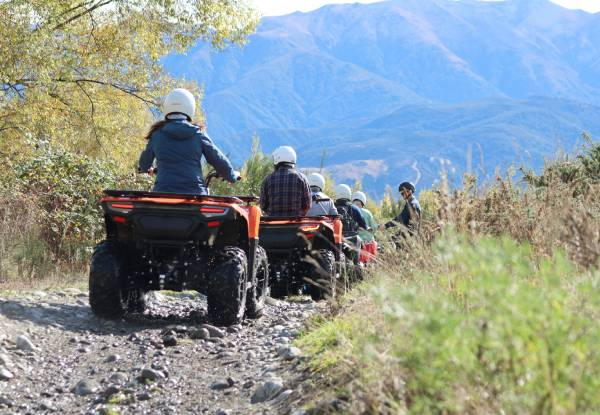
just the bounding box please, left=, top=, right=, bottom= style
left=138, top=88, right=239, bottom=194
left=352, top=191, right=378, bottom=263
left=260, top=146, right=311, bottom=217
left=381, top=181, right=421, bottom=236
left=306, top=173, right=338, bottom=216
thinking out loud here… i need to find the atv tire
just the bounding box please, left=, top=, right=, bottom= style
left=269, top=265, right=290, bottom=299
left=207, top=247, right=248, bottom=326
left=246, top=246, right=269, bottom=319
left=89, top=241, right=128, bottom=319
left=343, top=246, right=363, bottom=285
left=306, top=249, right=336, bottom=301
left=337, top=252, right=348, bottom=295
left=126, top=289, right=150, bottom=313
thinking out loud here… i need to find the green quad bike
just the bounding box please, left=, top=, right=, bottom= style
left=88, top=173, right=268, bottom=326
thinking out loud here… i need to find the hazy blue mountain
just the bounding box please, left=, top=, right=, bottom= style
left=162, top=0, right=600, bottom=195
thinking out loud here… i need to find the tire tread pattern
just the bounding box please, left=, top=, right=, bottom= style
left=89, top=241, right=128, bottom=319
left=306, top=249, right=336, bottom=301
left=207, top=247, right=248, bottom=326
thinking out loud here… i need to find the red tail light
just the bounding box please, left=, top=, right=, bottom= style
left=200, top=207, right=226, bottom=213
left=111, top=203, right=134, bottom=209
left=299, top=224, right=320, bottom=232
left=112, top=215, right=126, bottom=223
left=207, top=221, right=220, bottom=228
left=110, top=203, right=134, bottom=214
left=200, top=206, right=229, bottom=218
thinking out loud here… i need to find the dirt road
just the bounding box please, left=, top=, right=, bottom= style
left=0, top=290, right=316, bottom=414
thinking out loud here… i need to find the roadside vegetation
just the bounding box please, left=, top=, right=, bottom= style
left=297, top=135, right=600, bottom=414
left=3, top=2, right=600, bottom=412
left=0, top=0, right=258, bottom=287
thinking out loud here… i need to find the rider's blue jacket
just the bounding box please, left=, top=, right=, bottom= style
left=138, top=119, right=238, bottom=194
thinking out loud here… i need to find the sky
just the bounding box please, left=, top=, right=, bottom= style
left=252, top=0, right=600, bottom=16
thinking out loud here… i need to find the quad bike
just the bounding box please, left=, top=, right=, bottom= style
left=341, top=233, right=364, bottom=283
left=88, top=172, right=268, bottom=326
left=259, top=212, right=344, bottom=301
left=359, top=240, right=378, bottom=264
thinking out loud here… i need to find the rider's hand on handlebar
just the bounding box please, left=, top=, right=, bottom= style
left=147, top=167, right=157, bottom=175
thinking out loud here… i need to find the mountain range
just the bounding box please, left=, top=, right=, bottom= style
left=162, top=0, right=600, bottom=196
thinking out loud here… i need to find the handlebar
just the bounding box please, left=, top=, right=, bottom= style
left=205, top=171, right=220, bottom=188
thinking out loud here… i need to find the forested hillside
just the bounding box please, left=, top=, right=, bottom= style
left=163, top=0, right=600, bottom=194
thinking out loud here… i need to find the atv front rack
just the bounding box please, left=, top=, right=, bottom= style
left=103, top=189, right=259, bottom=205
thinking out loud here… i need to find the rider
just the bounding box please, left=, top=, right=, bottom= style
left=334, top=184, right=367, bottom=236
left=352, top=192, right=377, bottom=250
left=382, top=181, right=421, bottom=236
left=335, top=184, right=368, bottom=269
left=138, top=88, right=239, bottom=194
left=306, top=172, right=338, bottom=216
left=260, top=146, right=311, bottom=217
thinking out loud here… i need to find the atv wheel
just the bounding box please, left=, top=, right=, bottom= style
left=269, top=263, right=290, bottom=299
left=246, top=246, right=269, bottom=319
left=347, top=257, right=364, bottom=284
left=306, top=249, right=336, bottom=301
left=207, top=247, right=248, bottom=326
left=337, top=252, right=348, bottom=295
left=343, top=245, right=363, bottom=285
left=89, top=241, right=128, bottom=319
left=126, top=289, right=150, bottom=313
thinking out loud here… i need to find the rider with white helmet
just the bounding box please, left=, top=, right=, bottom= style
left=352, top=191, right=378, bottom=263
left=334, top=184, right=367, bottom=235
left=306, top=172, right=338, bottom=216
left=352, top=191, right=377, bottom=242
left=138, top=88, right=239, bottom=194
left=259, top=146, right=311, bottom=216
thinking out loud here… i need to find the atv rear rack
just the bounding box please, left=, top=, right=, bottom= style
left=103, top=189, right=259, bottom=205
left=261, top=215, right=341, bottom=222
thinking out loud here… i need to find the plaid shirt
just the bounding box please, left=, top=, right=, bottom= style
left=260, top=165, right=311, bottom=216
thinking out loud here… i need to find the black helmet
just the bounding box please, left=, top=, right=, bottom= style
left=398, top=181, right=416, bottom=193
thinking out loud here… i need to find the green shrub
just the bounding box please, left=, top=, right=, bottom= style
left=11, top=146, right=152, bottom=260
left=522, top=133, right=600, bottom=196
left=206, top=136, right=273, bottom=197
left=299, top=233, right=600, bottom=414
left=16, top=147, right=117, bottom=251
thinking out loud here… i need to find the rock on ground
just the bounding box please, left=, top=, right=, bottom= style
left=0, top=290, right=320, bottom=414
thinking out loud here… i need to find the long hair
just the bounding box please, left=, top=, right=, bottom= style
left=144, top=118, right=207, bottom=140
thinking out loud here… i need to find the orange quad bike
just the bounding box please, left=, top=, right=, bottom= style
left=259, top=213, right=345, bottom=301
left=359, top=240, right=378, bottom=265
left=88, top=173, right=267, bottom=326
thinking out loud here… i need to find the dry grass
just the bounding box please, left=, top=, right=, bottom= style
left=298, top=144, right=600, bottom=414
left=0, top=191, right=89, bottom=290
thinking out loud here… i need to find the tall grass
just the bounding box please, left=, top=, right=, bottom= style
left=0, top=191, right=89, bottom=288
left=297, top=139, right=600, bottom=414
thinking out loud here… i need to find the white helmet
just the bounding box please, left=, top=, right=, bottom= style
left=308, top=173, right=325, bottom=190
left=335, top=184, right=352, bottom=200
left=164, top=88, right=196, bottom=120
left=272, top=146, right=297, bottom=165
left=352, top=191, right=367, bottom=206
